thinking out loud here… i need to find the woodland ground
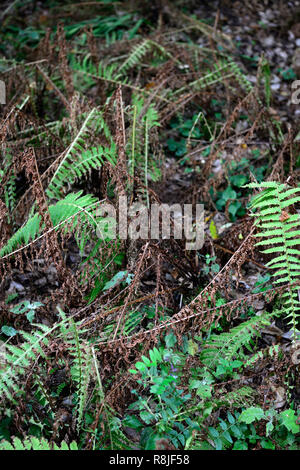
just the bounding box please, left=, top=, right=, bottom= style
left=0, top=0, right=299, bottom=451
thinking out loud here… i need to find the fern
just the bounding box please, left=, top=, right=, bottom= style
left=33, top=372, right=55, bottom=420
left=226, top=60, right=255, bottom=96
left=0, top=307, right=94, bottom=434
left=173, top=58, right=256, bottom=98
left=200, top=313, right=271, bottom=369
left=0, top=436, right=78, bottom=450
left=119, top=39, right=153, bottom=75
left=73, top=57, right=130, bottom=88
left=245, top=344, right=280, bottom=368
left=47, top=144, right=116, bottom=201
left=126, top=94, right=161, bottom=202
left=73, top=57, right=170, bottom=103
left=214, top=386, right=255, bottom=408
left=0, top=150, right=17, bottom=223
left=118, top=39, right=171, bottom=75
left=0, top=323, right=51, bottom=401
left=0, top=190, right=120, bottom=298
left=173, top=61, right=235, bottom=96
left=0, top=191, right=101, bottom=258
left=0, top=314, right=82, bottom=403
left=68, top=317, right=93, bottom=433
left=101, top=309, right=144, bottom=341
left=4, top=170, right=17, bottom=219
left=46, top=108, right=115, bottom=200
left=247, top=181, right=300, bottom=340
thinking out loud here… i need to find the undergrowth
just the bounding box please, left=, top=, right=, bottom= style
left=0, top=0, right=299, bottom=451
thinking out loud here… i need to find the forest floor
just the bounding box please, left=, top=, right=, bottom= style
left=0, top=0, right=299, bottom=451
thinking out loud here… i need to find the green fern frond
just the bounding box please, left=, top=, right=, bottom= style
left=118, top=39, right=171, bottom=74
left=0, top=192, right=100, bottom=258
left=0, top=304, right=95, bottom=426
left=0, top=189, right=121, bottom=299
left=47, top=144, right=116, bottom=201
left=173, top=61, right=234, bottom=96
left=46, top=108, right=115, bottom=200
left=200, top=314, right=271, bottom=369
left=119, top=39, right=153, bottom=74
left=0, top=324, right=51, bottom=401
left=101, top=309, right=144, bottom=341
left=55, top=308, right=94, bottom=433
left=245, top=344, right=280, bottom=368
left=215, top=386, right=255, bottom=408
left=0, top=150, right=17, bottom=223
left=247, top=182, right=300, bottom=340
left=4, top=172, right=17, bottom=221
left=226, top=60, right=255, bottom=95
left=126, top=95, right=161, bottom=200
left=0, top=436, right=78, bottom=450
left=68, top=318, right=93, bottom=433
left=72, top=58, right=170, bottom=103
left=73, top=58, right=129, bottom=88
left=33, top=373, right=55, bottom=419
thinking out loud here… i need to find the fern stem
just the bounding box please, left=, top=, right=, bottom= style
left=47, top=108, right=97, bottom=199
left=131, top=104, right=137, bottom=179
left=144, top=117, right=149, bottom=209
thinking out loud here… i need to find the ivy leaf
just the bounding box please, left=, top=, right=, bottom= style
left=230, top=174, right=248, bottom=188
left=239, top=407, right=265, bottom=424
left=228, top=200, right=244, bottom=219
left=221, top=186, right=237, bottom=202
